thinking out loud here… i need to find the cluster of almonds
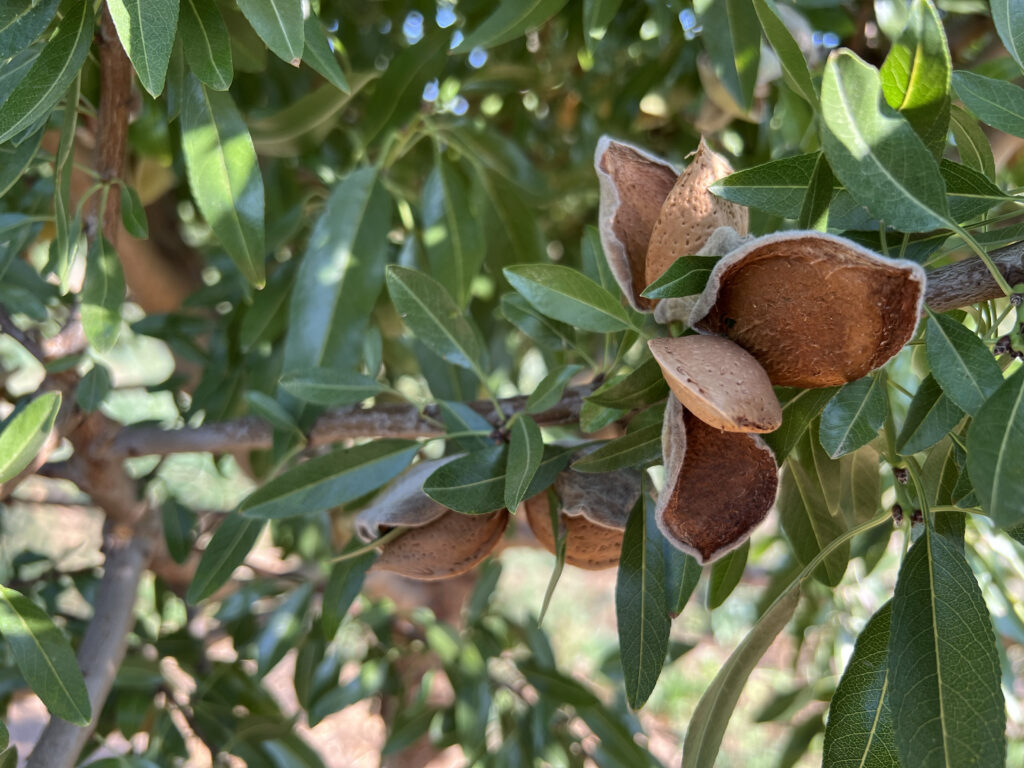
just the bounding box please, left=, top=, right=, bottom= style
left=352, top=135, right=928, bottom=580
left=596, top=136, right=925, bottom=563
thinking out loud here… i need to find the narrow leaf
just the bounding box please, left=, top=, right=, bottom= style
left=181, top=74, right=265, bottom=286
left=822, top=601, right=897, bottom=767
left=616, top=493, right=670, bottom=710
left=992, top=0, right=1024, bottom=73
left=322, top=539, right=377, bottom=639
left=500, top=292, right=575, bottom=351
left=302, top=12, right=348, bottom=93
left=161, top=498, right=196, bottom=564
left=179, top=0, right=233, bottom=91
left=424, top=445, right=572, bottom=515
left=256, top=584, right=312, bottom=676
left=682, top=588, right=800, bottom=768
left=571, top=423, right=662, bottom=473
left=282, top=167, right=390, bottom=374
left=888, top=529, right=1005, bottom=768
left=751, top=0, right=817, bottom=107
left=896, top=374, right=964, bottom=455
left=81, top=237, right=125, bottom=353
left=454, top=0, right=571, bottom=53
left=0, top=0, right=60, bottom=60
left=710, top=152, right=821, bottom=218
left=664, top=545, right=701, bottom=617
left=878, top=0, right=951, bottom=158
left=119, top=184, right=148, bottom=239
left=953, top=70, right=1024, bottom=138
left=586, top=358, right=668, bottom=408
left=186, top=513, right=264, bottom=603
left=236, top=0, right=303, bottom=65
left=967, top=368, right=1024, bottom=529
left=525, top=364, right=583, bottom=414
left=108, top=0, right=180, bottom=97
left=386, top=265, right=484, bottom=374
left=0, top=586, right=90, bottom=725
left=0, top=391, right=60, bottom=484
left=819, top=375, right=888, bottom=458
left=504, top=416, right=544, bottom=512
left=278, top=368, right=385, bottom=407
left=797, top=152, right=834, bottom=230
left=423, top=153, right=485, bottom=306
left=75, top=365, right=112, bottom=413
left=503, top=264, right=631, bottom=333
left=820, top=49, right=950, bottom=232
left=699, top=0, right=761, bottom=111
left=707, top=541, right=749, bottom=609
left=640, top=256, right=720, bottom=299
left=925, top=310, right=1003, bottom=416
left=0, top=0, right=94, bottom=144
left=949, top=104, right=996, bottom=179
left=761, top=387, right=839, bottom=463
left=241, top=440, right=419, bottom=519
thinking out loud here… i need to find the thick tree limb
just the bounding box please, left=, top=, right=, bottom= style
left=26, top=515, right=159, bottom=768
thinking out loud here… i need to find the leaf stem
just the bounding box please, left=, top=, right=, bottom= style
left=331, top=527, right=406, bottom=563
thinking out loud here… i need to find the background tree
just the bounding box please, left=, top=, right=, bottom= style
left=0, top=0, right=1023, bottom=766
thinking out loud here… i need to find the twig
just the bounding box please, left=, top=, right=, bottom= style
left=0, top=307, right=44, bottom=362
left=924, top=241, right=1024, bottom=314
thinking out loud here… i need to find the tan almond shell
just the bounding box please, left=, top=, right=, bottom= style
left=645, top=139, right=748, bottom=289
left=354, top=456, right=507, bottom=581
left=656, top=397, right=779, bottom=564
left=523, top=466, right=641, bottom=569
left=595, top=136, right=679, bottom=311
left=648, top=335, right=782, bottom=433
left=689, top=231, right=926, bottom=388
left=374, top=509, right=509, bottom=581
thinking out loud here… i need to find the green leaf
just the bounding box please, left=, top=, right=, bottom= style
left=278, top=368, right=385, bottom=407
left=424, top=152, right=485, bottom=306
left=640, top=256, right=720, bottom=299
left=503, top=264, right=631, bottom=333
left=244, top=390, right=300, bottom=435
left=0, top=126, right=42, bottom=197
left=525, top=364, right=582, bottom=414
left=762, top=387, right=839, bottom=463
left=571, top=422, right=662, bottom=473
left=897, top=374, right=964, bottom=455
left=967, top=368, right=1024, bottom=529
left=616, top=494, right=670, bottom=710
left=699, top=0, right=761, bottom=111
left=682, top=587, right=800, bottom=768
left=797, top=152, right=834, bottom=230
left=505, top=416, right=543, bottom=512
left=424, top=445, right=572, bottom=515
left=538, top=491, right=567, bottom=625
left=583, top=0, right=622, bottom=37
left=888, top=529, right=1005, bottom=768
left=0, top=719, right=6, bottom=751
left=500, top=292, right=575, bottom=351
left=283, top=167, right=390, bottom=374
left=751, top=0, right=817, bottom=108
left=161, top=498, right=196, bottom=564
left=925, top=310, right=1003, bottom=416
left=0, top=586, right=90, bottom=725
left=878, top=0, right=951, bottom=158
left=707, top=541, right=749, bottom=609
left=181, top=74, right=265, bottom=286
left=0, top=0, right=59, bottom=60
left=108, top=0, right=180, bottom=97
left=941, top=158, right=1010, bottom=222
left=586, top=358, right=668, bottom=409
left=359, top=33, right=446, bottom=148
left=949, top=104, right=996, bottom=180
left=0, top=391, right=60, bottom=484
left=992, top=0, right=1024, bottom=73
left=386, top=265, right=484, bottom=375
left=0, top=0, right=94, bottom=144
left=302, top=12, right=348, bottom=93
left=81, top=237, right=125, bottom=353
left=778, top=434, right=849, bottom=586
left=710, top=152, right=821, bottom=218
left=454, top=0, right=571, bottom=53
left=75, top=364, right=112, bottom=413
left=241, top=440, right=419, bottom=519
left=52, top=75, right=78, bottom=289
left=820, top=50, right=950, bottom=232
left=120, top=184, right=148, bottom=239
left=322, top=539, right=377, bottom=639
left=664, top=544, right=701, bottom=616
left=822, top=601, right=896, bottom=767
left=236, top=0, right=303, bottom=64
left=952, top=69, right=1024, bottom=139
left=437, top=401, right=494, bottom=452
left=256, top=583, right=311, bottom=676
left=186, top=513, right=264, bottom=603
left=179, top=0, right=233, bottom=91
left=819, top=375, right=888, bottom=459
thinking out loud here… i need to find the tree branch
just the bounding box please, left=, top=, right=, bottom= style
left=924, top=240, right=1024, bottom=313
